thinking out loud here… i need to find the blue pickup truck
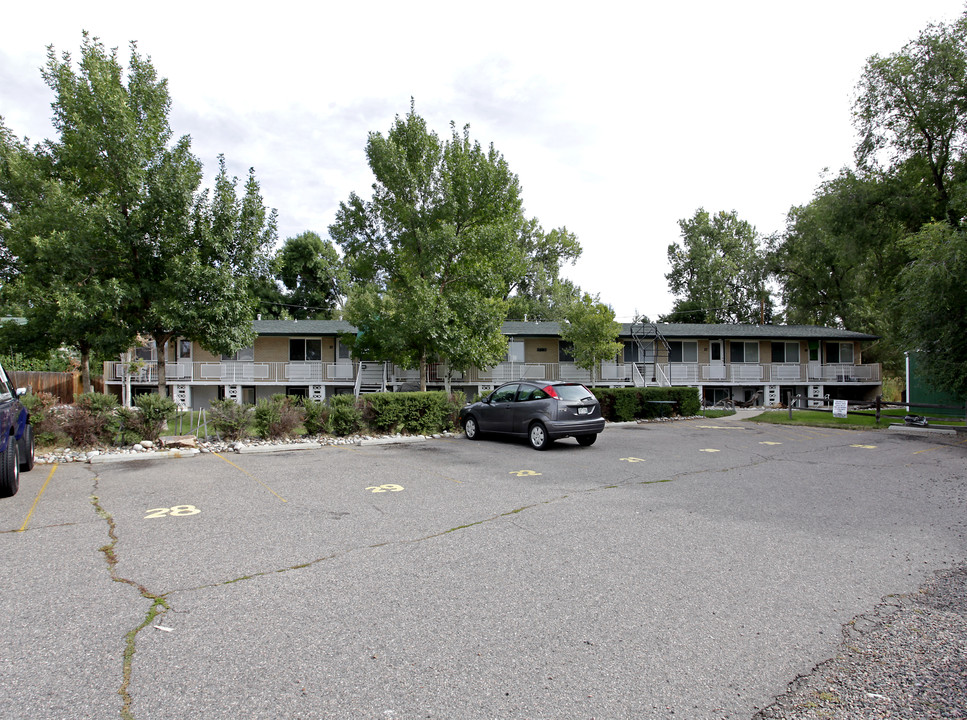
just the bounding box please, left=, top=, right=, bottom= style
left=0, top=362, right=35, bottom=498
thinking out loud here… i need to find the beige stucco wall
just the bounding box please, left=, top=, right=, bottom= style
left=192, top=345, right=219, bottom=363
left=256, top=336, right=288, bottom=363
left=524, top=338, right=558, bottom=363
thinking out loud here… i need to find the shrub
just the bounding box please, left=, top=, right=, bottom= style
left=21, top=391, right=60, bottom=436
left=60, top=392, right=122, bottom=446
left=254, top=395, right=305, bottom=440
left=209, top=399, right=254, bottom=441
left=133, top=393, right=178, bottom=442
left=62, top=405, right=107, bottom=446
left=362, top=391, right=462, bottom=435
left=301, top=398, right=327, bottom=436
left=327, top=402, right=363, bottom=436
left=590, top=386, right=700, bottom=421
left=110, top=406, right=143, bottom=446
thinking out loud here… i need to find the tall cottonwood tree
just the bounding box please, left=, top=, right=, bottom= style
left=771, top=11, right=967, bottom=377
left=273, top=231, right=345, bottom=319
left=665, top=209, right=772, bottom=324
left=855, top=13, right=967, bottom=227
left=331, top=106, right=538, bottom=389
left=1, top=35, right=276, bottom=396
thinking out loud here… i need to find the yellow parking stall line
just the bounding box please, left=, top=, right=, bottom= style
left=19, top=463, right=58, bottom=532
left=212, top=452, right=288, bottom=503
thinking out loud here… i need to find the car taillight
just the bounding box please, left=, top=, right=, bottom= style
left=542, top=385, right=559, bottom=398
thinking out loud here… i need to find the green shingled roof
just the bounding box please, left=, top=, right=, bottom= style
left=252, top=319, right=357, bottom=336
left=250, top=319, right=878, bottom=342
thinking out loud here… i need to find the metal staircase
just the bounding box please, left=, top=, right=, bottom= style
left=354, top=361, right=387, bottom=396
left=629, top=316, right=672, bottom=386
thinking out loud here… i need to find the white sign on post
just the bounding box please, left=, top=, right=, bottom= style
left=833, top=399, right=848, bottom=418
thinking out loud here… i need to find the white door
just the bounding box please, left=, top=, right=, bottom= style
left=176, top=339, right=192, bottom=380
left=708, top=341, right=725, bottom=380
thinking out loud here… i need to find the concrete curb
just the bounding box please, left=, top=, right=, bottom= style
left=887, top=424, right=958, bottom=436
left=87, top=448, right=201, bottom=464
left=358, top=436, right=428, bottom=447
left=236, top=441, right=323, bottom=454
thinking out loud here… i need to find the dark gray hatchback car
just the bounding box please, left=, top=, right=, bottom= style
left=460, top=381, right=605, bottom=450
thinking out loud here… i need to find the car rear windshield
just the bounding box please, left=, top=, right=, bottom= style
left=554, top=384, right=594, bottom=401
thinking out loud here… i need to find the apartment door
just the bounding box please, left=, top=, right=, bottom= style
left=176, top=339, right=192, bottom=380
left=708, top=340, right=725, bottom=380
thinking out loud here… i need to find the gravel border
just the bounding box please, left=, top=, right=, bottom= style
left=755, top=566, right=967, bottom=719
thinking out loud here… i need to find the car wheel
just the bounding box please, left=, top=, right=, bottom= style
left=19, top=424, right=35, bottom=472
left=464, top=416, right=481, bottom=440
left=576, top=434, right=597, bottom=447
left=0, top=437, right=20, bottom=498
left=529, top=422, right=552, bottom=450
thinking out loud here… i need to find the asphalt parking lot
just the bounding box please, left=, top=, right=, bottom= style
left=2, top=416, right=966, bottom=720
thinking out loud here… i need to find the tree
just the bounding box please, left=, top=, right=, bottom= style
left=330, top=106, right=531, bottom=390
left=854, top=13, right=967, bottom=226
left=560, top=294, right=623, bottom=386
left=770, top=11, right=967, bottom=377
left=2, top=35, right=276, bottom=396
left=1, top=107, right=132, bottom=391
left=138, top=156, right=276, bottom=394
left=896, top=222, right=967, bottom=399
left=505, top=221, right=582, bottom=320
left=665, top=209, right=772, bottom=324
left=274, top=231, right=345, bottom=319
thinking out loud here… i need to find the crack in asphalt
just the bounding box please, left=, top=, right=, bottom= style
left=88, top=474, right=170, bottom=720
left=84, top=440, right=825, bottom=719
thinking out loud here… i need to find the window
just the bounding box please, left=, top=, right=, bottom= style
left=505, top=341, right=524, bottom=363
left=178, top=339, right=192, bottom=360
left=289, top=338, right=322, bottom=362
left=337, top=340, right=351, bottom=360
left=559, top=342, right=575, bottom=362
left=135, top=341, right=157, bottom=362
left=0, top=367, right=11, bottom=400
left=771, top=342, right=800, bottom=363
left=221, top=346, right=254, bottom=362
left=730, top=341, right=759, bottom=363
left=518, top=385, right=550, bottom=401
left=490, top=384, right=519, bottom=403
left=623, top=341, right=636, bottom=363
left=826, top=342, right=854, bottom=364
left=668, top=341, right=697, bottom=363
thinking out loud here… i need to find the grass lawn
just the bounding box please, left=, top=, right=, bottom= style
left=747, top=408, right=965, bottom=430
left=696, top=409, right=737, bottom=419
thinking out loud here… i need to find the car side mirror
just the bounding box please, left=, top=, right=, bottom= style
left=16, top=388, right=26, bottom=398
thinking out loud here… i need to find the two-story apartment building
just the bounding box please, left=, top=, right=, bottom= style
left=103, top=320, right=881, bottom=409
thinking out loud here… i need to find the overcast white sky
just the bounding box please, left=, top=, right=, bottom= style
left=3, top=1, right=965, bottom=322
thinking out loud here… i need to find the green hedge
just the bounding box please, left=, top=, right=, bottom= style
left=591, top=386, right=700, bottom=422
left=361, top=391, right=463, bottom=435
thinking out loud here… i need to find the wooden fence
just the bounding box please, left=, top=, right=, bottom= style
left=9, top=371, right=104, bottom=404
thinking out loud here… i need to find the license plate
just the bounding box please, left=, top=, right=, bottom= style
left=577, top=407, right=589, bottom=415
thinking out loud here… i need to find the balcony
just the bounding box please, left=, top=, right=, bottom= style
left=103, top=360, right=882, bottom=388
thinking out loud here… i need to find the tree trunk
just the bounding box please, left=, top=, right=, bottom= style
left=419, top=350, right=428, bottom=392
left=79, top=342, right=93, bottom=394
left=154, top=332, right=173, bottom=398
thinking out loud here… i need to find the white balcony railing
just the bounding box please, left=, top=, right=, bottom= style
left=104, top=360, right=882, bottom=388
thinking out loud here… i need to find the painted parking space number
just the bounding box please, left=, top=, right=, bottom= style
left=510, top=470, right=541, bottom=477
left=144, top=505, right=201, bottom=519
left=366, top=484, right=405, bottom=493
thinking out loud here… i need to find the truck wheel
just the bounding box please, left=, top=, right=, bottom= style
left=19, top=424, right=35, bottom=472
left=0, top=438, right=20, bottom=498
